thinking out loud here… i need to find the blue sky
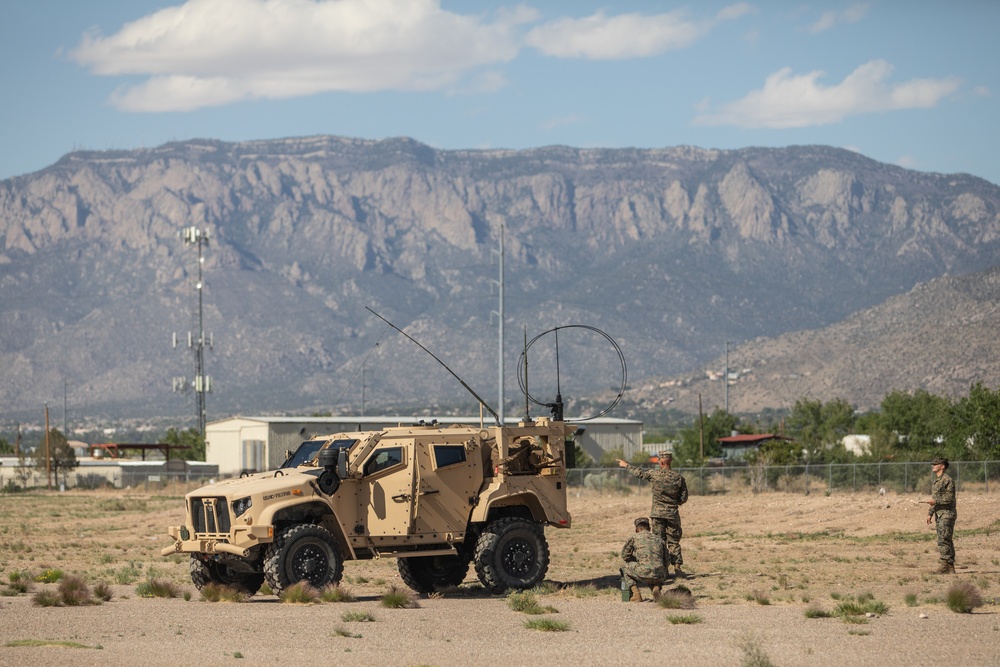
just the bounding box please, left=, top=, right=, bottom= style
left=2, top=1, right=998, bottom=185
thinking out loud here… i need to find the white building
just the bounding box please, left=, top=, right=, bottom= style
left=206, top=415, right=645, bottom=477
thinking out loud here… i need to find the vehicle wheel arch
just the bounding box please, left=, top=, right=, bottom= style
left=475, top=493, right=545, bottom=525
left=267, top=502, right=352, bottom=559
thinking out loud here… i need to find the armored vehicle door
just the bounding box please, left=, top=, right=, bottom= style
left=412, top=439, right=482, bottom=536
left=358, top=441, right=415, bottom=540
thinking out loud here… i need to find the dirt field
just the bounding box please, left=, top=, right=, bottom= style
left=2, top=486, right=999, bottom=666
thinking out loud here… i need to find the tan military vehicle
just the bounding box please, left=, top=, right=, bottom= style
left=162, top=416, right=572, bottom=595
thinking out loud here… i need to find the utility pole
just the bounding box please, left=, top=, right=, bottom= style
left=62, top=378, right=68, bottom=437
left=724, top=341, right=731, bottom=415
left=491, top=225, right=506, bottom=425
left=44, top=402, right=51, bottom=491
left=698, top=393, right=704, bottom=461
left=173, top=226, right=213, bottom=434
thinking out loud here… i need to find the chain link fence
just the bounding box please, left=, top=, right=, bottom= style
left=568, top=460, right=1000, bottom=496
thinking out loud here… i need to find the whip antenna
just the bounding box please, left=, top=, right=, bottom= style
left=365, top=307, right=500, bottom=424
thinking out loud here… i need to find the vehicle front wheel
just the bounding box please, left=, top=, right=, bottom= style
left=189, top=556, right=265, bottom=596
left=473, top=517, right=549, bottom=594
left=398, top=552, right=472, bottom=593
left=264, top=524, right=343, bottom=595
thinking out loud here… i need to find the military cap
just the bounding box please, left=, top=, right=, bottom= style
left=931, top=456, right=949, bottom=469
left=658, top=451, right=672, bottom=460
left=634, top=516, right=650, bottom=528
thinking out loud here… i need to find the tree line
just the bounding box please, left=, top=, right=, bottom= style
left=670, top=382, right=1000, bottom=466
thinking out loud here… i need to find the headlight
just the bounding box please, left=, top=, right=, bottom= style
left=231, top=496, right=253, bottom=517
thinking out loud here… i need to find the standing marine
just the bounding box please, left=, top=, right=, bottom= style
left=617, top=451, right=689, bottom=577
left=924, top=455, right=956, bottom=574
left=620, top=516, right=667, bottom=602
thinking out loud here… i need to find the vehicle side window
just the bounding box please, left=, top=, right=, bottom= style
left=433, top=445, right=467, bottom=469
left=363, top=447, right=404, bottom=476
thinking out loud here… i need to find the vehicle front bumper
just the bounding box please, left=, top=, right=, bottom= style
left=160, top=524, right=274, bottom=558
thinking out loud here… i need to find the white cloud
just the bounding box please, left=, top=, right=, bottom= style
left=693, top=60, right=961, bottom=128
left=807, top=3, right=869, bottom=33
left=71, top=0, right=536, bottom=111
left=524, top=3, right=750, bottom=60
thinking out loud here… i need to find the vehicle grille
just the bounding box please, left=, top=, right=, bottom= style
left=190, top=497, right=232, bottom=535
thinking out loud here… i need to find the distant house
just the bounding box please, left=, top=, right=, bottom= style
left=717, top=433, right=792, bottom=461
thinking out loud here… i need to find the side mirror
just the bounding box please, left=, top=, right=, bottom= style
left=338, top=448, right=348, bottom=479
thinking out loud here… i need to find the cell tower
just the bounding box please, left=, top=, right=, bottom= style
left=172, top=225, right=213, bottom=434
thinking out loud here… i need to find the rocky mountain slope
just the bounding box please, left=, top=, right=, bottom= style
left=626, top=265, right=1000, bottom=415
left=1, top=136, right=999, bottom=421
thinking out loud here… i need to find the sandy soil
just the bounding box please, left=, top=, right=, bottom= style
left=1, top=487, right=999, bottom=666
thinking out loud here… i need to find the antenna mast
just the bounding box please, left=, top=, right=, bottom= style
left=173, top=225, right=213, bottom=434
left=491, top=225, right=506, bottom=425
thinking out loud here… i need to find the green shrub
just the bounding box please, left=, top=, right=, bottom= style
left=523, top=618, right=570, bottom=632
left=333, top=627, right=362, bottom=638
left=507, top=590, right=556, bottom=614
left=93, top=581, right=113, bottom=602
left=35, top=568, right=63, bottom=584
left=32, top=590, right=63, bottom=607
left=200, top=583, right=248, bottom=603
left=6, top=571, right=32, bottom=594
left=135, top=578, right=180, bottom=599
left=565, top=584, right=599, bottom=598
left=657, top=590, right=696, bottom=610
left=57, top=575, right=92, bottom=606
left=321, top=584, right=356, bottom=602
left=341, top=611, right=376, bottom=623
left=804, top=606, right=832, bottom=618
left=834, top=596, right=889, bottom=621
left=115, top=564, right=141, bottom=585
left=946, top=581, right=984, bottom=613
left=279, top=581, right=319, bottom=604
left=667, top=614, right=702, bottom=624
left=381, top=584, right=419, bottom=609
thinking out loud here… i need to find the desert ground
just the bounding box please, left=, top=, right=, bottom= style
left=1, top=482, right=999, bottom=666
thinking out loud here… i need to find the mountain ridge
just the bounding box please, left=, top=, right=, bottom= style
left=1, top=135, right=999, bottom=421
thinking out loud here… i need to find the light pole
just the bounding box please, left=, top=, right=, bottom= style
left=491, top=225, right=505, bottom=425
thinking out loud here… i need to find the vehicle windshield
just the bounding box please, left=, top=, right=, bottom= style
left=281, top=438, right=356, bottom=469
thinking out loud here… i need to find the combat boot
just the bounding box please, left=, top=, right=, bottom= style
left=629, top=585, right=642, bottom=602
left=673, top=565, right=687, bottom=579
left=933, top=562, right=955, bottom=574
left=650, top=585, right=662, bottom=601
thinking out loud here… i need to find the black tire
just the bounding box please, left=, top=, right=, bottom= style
left=263, top=524, right=343, bottom=595
left=397, top=552, right=472, bottom=594
left=189, top=556, right=265, bottom=596
left=473, top=517, right=549, bottom=594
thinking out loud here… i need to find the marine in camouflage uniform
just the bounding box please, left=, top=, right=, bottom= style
left=925, top=456, right=956, bottom=574
left=621, top=517, right=667, bottom=601
left=618, top=452, right=688, bottom=575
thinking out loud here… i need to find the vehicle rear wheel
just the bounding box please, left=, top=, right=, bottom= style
left=264, top=524, right=343, bottom=595
left=398, top=552, right=471, bottom=593
left=189, top=556, right=264, bottom=596
left=474, top=517, right=549, bottom=594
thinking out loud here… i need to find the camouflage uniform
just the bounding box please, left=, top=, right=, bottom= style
left=929, top=471, right=956, bottom=567
left=621, top=530, right=668, bottom=587
left=624, top=464, right=688, bottom=568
